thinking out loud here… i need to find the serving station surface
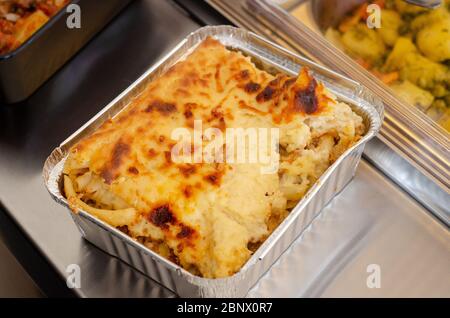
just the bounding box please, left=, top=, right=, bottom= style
left=0, top=0, right=448, bottom=297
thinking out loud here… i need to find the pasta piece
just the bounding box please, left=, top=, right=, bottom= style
left=64, top=175, right=137, bottom=227
left=377, top=9, right=402, bottom=47
left=416, top=19, right=450, bottom=62
left=390, top=81, right=434, bottom=111
left=14, top=10, right=49, bottom=44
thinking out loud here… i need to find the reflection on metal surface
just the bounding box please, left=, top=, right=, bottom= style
left=248, top=162, right=450, bottom=297
left=364, top=139, right=449, bottom=225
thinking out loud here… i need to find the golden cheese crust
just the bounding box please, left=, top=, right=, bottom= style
left=63, top=37, right=364, bottom=278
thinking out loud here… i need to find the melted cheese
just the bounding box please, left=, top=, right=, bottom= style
left=63, top=37, right=364, bottom=278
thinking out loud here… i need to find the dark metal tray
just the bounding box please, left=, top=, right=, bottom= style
left=0, top=0, right=132, bottom=103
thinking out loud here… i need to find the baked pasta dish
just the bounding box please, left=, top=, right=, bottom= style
left=319, top=0, right=450, bottom=132
left=63, top=37, right=365, bottom=278
left=0, top=0, right=69, bottom=55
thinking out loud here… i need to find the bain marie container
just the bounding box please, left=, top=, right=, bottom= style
left=0, top=0, right=133, bottom=103
left=43, top=25, right=382, bottom=297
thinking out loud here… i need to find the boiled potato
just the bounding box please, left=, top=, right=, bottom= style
left=417, top=18, right=450, bottom=62
left=399, top=54, right=449, bottom=90
left=410, top=6, right=449, bottom=32
left=426, top=100, right=447, bottom=120
left=377, top=9, right=403, bottom=47
left=390, top=81, right=434, bottom=111
left=426, top=99, right=447, bottom=121
left=385, top=37, right=449, bottom=90
left=330, top=0, right=450, bottom=132
left=432, top=84, right=449, bottom=98
left=341, top=23, right=386, bottom=64
left=384, top=37, right=417, bottom=69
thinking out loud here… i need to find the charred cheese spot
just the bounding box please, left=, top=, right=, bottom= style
left=147, top=148, right=158, bottom=158
left=256, top=75, right=293, bottom=104
left=164, top=151, right=172, bottom=164
left=215, top=64, right=223, bottom=92
left=294, top=77, right=319, bottom=114
left=215, top=117, right=226, bottom=132
left=100, top=140, right=131, bottom=184
left=184, top=103, right=194, bottom=119
left=211, top=106, right=223, bottom=119
left=289, top=68, right=332, bottom=117
left=204, top=172, right=222, bottom=186
left=247, top=241, right=262, bottom=252
left=236, top=69, right=250, bottom=81
left=256, top=86, right=275, bottom=103
left=117, top=225, right=130, bottom=235
left=177, top=225, right=195, bottom=239
left=244, top=82, right=261, bottom=94
left=128, top=167, right=139, bottom=175
left=179, top=165, right=197, bottom=178
left=182, top=185, right=193, bottom=198
left=149, top=205, right=175, bottom=229
left=168, top=251, right=180, bottom=265
left=184, top=109, right=193, bottom=119
left=145, top=100, right=177, bottom=115
left=206, top=106, right=227, bottom=131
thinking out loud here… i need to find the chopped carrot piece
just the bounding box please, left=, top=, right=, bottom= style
left=372, top=70, right=399, bottom=84
left=355, top=57, right=372, bottom=70
left=339, top=3, right=368, bottom=32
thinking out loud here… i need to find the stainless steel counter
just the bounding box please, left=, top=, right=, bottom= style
left=249, top=159, right=450, bottom=297
left=0, top=0, right=448, bottom=297
left=0, top=239, right=43, bottom=297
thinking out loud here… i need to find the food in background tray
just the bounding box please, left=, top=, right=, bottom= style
left=323, top=0, right=450, bottom=132
left=62, top=37, right=364, bottom=278
left=0, top=0, right=69, bottom=55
